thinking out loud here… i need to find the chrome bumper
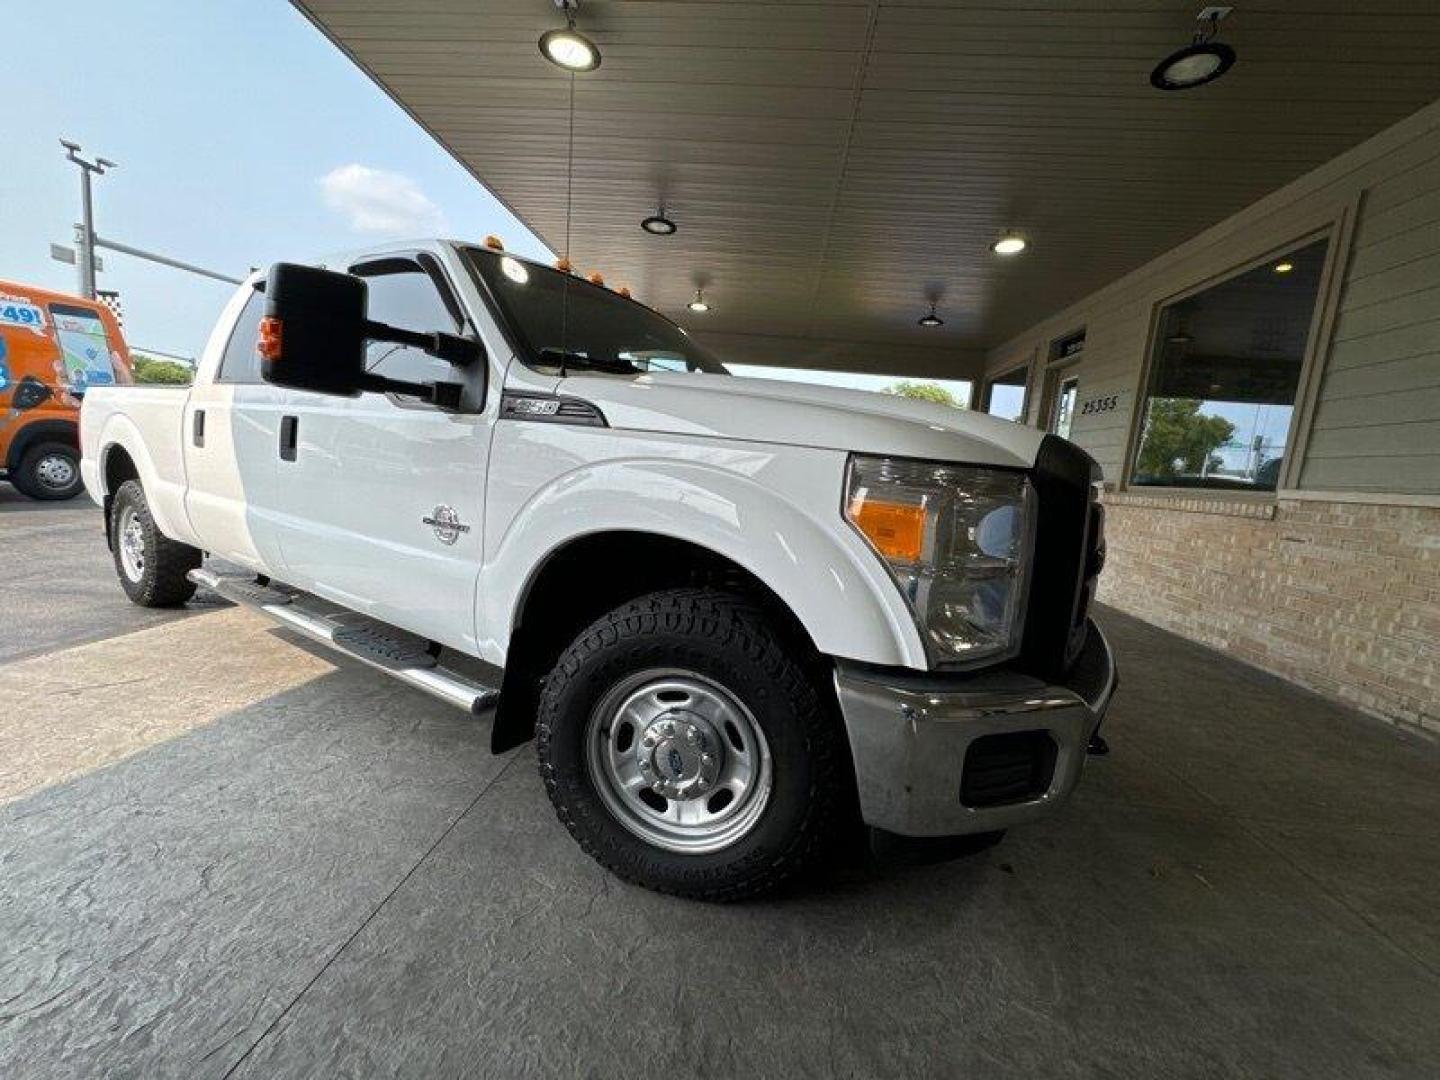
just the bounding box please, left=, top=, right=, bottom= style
left=835, top=620, right=1117, bottom=837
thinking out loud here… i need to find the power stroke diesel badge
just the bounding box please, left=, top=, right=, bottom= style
left=422, top=505, right=471, bottom=546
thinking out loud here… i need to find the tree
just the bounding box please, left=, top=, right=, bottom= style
left=884, top=381, right=966, bottom=409
left=131, top=353, right=193, bottom=386
left=1136, top=398, right=1235, bottom=480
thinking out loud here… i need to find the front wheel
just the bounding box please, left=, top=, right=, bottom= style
left=11, top=442, right=83, bottom=500
left=537, top=588, right=849, bottom=901
left=110, top=479, right=202, bottom=607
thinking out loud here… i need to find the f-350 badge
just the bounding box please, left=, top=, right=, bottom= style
left=422, top=505, right=470, bottom=546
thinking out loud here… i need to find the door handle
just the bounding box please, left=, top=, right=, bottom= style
left=279, top=415, right=298, bottom=461
left=192, top=409, right=205, bottom=447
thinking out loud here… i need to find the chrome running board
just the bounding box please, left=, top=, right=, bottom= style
left=188, top=568, right=499, bottom=715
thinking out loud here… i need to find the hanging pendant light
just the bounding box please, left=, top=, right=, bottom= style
left=918, top=302, right=943, bottom=328
left=1151, top=7, right=1236, bottom=91
left=687, top=288, right=710, bottom=313
left=641, top=206, right=677, bottom=235
left=540, top=0, right=601, bottom=72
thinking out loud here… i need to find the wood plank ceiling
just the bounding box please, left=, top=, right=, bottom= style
left=295, top=0, right=1440, bottom=372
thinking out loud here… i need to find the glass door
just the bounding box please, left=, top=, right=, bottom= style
left=1050, top=375, right=1079, bottom=439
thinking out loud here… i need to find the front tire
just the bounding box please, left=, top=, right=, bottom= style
left=11, top=441, right=83, bottom=500
left=537, top=588, right=848, bottom=901
left=110, top=479, right=201, bottom=607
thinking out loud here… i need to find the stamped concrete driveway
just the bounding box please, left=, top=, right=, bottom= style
left=1, top=492, right=1437, bottom=1079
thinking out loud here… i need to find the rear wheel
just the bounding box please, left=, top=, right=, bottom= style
left=11, top=442, right=83, bottom=500
left=110, top=479, right=201, bottom=607
left=537, top=588, right=848, bottom=901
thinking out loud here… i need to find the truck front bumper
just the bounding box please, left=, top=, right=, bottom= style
left=834, top=620, right=1117, bottom=837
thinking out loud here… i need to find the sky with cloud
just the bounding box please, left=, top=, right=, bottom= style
left=1, top=0, right=549, bottom=360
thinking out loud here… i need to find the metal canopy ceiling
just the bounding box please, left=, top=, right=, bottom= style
left=296, top=1, right=1440, bottom=373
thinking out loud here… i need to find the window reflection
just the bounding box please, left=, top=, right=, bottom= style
left=1132, top=238, right=1329, bottom=492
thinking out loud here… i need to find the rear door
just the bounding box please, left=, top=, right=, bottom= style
left=182, top=283, right=287, bottom=572
left=271, top=253, right=491, bottom=651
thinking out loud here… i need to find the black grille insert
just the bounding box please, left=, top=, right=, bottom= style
left=960, top=731, right=1058, bottom=808
left=1020, top=435, right=1102, bottom=681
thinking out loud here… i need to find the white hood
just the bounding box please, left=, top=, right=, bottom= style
left=558, top=372, right=1046, bottom=470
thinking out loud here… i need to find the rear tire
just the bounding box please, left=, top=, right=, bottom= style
left=110, top=479, right=201, bottom=607
left=537, top=588, right=848, bottom=901
left=11, top=442, right=83, bottom=500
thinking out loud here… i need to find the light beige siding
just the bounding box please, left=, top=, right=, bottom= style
left=984, top=97, right=1440, bottom=497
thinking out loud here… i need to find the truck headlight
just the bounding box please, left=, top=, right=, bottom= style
left=845, top=455, right=1034, bottom=667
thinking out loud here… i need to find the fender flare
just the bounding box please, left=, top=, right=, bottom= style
left=478, top=457, right=926, bottom=670
left=95, top=413, right=195, bottom=545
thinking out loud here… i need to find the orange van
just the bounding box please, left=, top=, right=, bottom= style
left=0, top=281, right=133, bottom=499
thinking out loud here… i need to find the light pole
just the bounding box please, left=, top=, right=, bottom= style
left=60, top=139, right=117, bottom=299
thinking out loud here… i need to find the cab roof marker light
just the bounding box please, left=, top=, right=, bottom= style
left=484, top=235, right=505, bottom=251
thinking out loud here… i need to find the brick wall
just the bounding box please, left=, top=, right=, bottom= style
left=1097, top=494, right=1439, bottom=732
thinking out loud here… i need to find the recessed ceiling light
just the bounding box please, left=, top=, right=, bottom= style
left=1151, top=8, right=1236, bottom=91
left=918, top=302, right=943, bottom=327
left=539, top=1, right=600, bottom=72
left=992, top=231, right=1027, bottom=256
left=641, top=209, right=677, bottom=235
left=1273, top=261, right=1294, bottom=274
left=687, top=288, right=710, bottom=313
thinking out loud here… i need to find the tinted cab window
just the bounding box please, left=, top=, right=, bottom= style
left=217, top=287, right=265, bottom=384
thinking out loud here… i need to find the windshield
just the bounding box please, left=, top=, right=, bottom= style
left=463, top=247, right=729, bottom=377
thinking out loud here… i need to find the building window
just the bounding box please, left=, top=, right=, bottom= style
left=982, top=364, right=1028, bottom=421
left=1131, top=237, right=1329, bottom=492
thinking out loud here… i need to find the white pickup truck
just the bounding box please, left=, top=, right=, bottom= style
left=80, top=239, right=1115, bottom=900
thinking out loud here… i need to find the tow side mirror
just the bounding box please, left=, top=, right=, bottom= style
left=258, top=262, right=487, bottom=408
left=259, top=263, right=368, bottom=397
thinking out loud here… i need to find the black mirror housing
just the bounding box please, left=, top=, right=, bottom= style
left=430, top=331, right=484, bottom=368
left=258, top=261, right=487, bottom=408
left=260, top=263, right=368, bottom=396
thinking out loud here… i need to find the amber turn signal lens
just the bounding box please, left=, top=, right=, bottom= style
left=850, top=497, right=926, bottom=562
left=257, top=317, right=283, bottom=361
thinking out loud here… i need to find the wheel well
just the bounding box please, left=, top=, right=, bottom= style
left=6, top=419, right=78, bottom=472
left=101, top=446, right=140, bottom=548
left=492, top=532, right=825, bottom=753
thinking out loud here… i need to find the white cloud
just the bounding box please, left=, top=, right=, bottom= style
left=318, top=163, right=445, bottom=236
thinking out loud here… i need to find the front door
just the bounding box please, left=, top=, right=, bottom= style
left=270, top=254, right=491, bottom=653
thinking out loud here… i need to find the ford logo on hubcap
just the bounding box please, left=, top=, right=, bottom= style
left=666, top=747, right=685, bottom=777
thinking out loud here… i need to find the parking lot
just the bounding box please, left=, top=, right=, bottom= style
left=0, top=489, right=1435, bottom=1078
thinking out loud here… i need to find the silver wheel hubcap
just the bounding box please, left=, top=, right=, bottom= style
left=118, top=507, right=146, bottom=583
left=36, top=453, right=76, bottom=490
left=586, top=670, right=773, bottom=854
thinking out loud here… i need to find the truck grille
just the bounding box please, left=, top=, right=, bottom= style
left=1019, top=435, right=1104, bottom=681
